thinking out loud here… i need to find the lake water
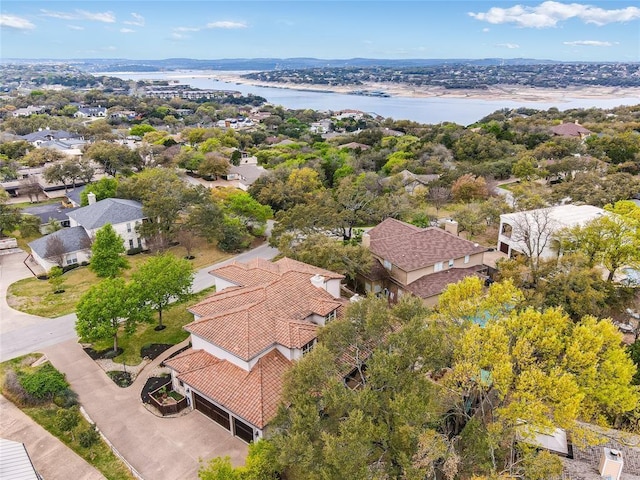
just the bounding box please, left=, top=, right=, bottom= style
left=107, top=71, right=640, bottom=125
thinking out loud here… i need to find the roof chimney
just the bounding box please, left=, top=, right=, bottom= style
left=87, top=192, right=96, bottom=205
left=599, top=447, right=623, bottom=480
left=310, top=274, right=326, bottom=290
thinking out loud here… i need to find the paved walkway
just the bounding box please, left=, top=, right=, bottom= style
left=43, top=339, right=248, bottom=479
left=0, top=394, right=106, bottom=480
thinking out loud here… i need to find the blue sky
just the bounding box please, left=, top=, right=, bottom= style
left=1, top=1, right=639, bottom=61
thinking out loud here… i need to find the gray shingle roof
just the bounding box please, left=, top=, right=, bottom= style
left=29, top=227, right=90, bottom=258
left=66, top=198, right=144, bottom=230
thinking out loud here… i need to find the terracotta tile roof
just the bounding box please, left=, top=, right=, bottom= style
left=186, top=270, right=344, bottom=361
left=164, top=348, right=221, bottom=374
left=189, top=285, right=266, bottom=318
left=369, top=221, right=487, bottom=272
left=402, top=267, right=486, bottom=299
left=210, top=256, right=344, bottom=286
left=170, top=348, right=292, bottom=429
left=273, top=257, right=344, bottom=280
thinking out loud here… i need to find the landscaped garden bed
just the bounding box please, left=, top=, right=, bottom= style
left=0, top=355, right=135, bottom=480
left=148, top=383, right=188, bottom=416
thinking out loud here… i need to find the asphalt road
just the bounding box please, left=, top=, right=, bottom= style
left=0, top=242, right=278, bottom=362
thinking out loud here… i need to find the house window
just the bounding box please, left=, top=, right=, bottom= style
left=129, top=239, right=134, bottom=249
left=302, top=340, right=316, bottom=355
left=66, top=255, right=78, bottom=265
left=137, top=238, right=142, bottom=248
left=127, top=223, right=132, bottom=233
left=448, top=259, right=454, bottom=267
left=325, top=309, right=337, bottom=323
left=434, top=262, right=443, bottom=272
left=179, top=380, right=184, bottom=387
left=383, top=259, right=392, bottom=270
left=464, top=255, right=470, bottom=264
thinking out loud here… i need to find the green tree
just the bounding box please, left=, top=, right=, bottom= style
left=275, top=233, right=372, bottom=286
left=48, top=266, right=65, bottom=294
left=217, top=216, right=252, bottom=253
left=198, top=456, right=240, bottom=480
left=129, top=124, right=156, bottom=137
left=118, top=168, right=190, bottom=241
left=132, top=253, right=194, bottom=330
left=223, top=191, right=272, bottom=235
left=76, top=278, right=148, bottom=354
left=85, top=141, right=143, bottom=176
left=80, top=178, right=118, bottom=206
left=0, top=190, right=21, bottom=237
left=448, top=301, right=638, bottom=471
left=90, top=223, right=128, bottom=277
left=511, top=156, right=538, bottom=182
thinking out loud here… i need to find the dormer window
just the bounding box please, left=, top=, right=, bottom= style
left=302, top=339, right=316, bottom=355
left=383, top=259, right=392, bottom=270
left=434, top=262, right=443, bottom=272
left=448, top=259, right=454, bottom=267
left=325, top=309, right=337, bottom=323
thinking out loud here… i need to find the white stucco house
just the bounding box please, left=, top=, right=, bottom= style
left=165, top=257, right=346, bottom=442
left=28, top=194, right=146, bottom=272
left=497, top=204, right=606, bottom=260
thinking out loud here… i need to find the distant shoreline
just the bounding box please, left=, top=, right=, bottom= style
left=208, top=71, right=640, bottom=103
left=98, top=69, right=640, bottom=105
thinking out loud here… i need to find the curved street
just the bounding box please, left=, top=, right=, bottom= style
left=0, top=242, right=278, bottom=362
left=0, top=242, right=278, bottom=479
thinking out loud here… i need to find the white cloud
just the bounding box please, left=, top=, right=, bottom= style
left=175, top=26, right=200, bottom=32
left=483, top=27, right=491, bottom=32
left=0, top=14, right=35, bottom=30
left=171, top=32, right=189, bottom=40
left=496, top=43, right=520, bottom=49
left=469, top=1, right=640, bottom=28
left=206, top=21, right=247, bottom=29
left=103, top=46, right=117, bottom=51
left=124, top=13, right=145, bottom=27
left=40, top=9, right=115, bottom=23
left=120, top=28, right=135, bottom=33
left=40, top=10, right=76, bottom=20
left=78, top=10, right=115, bottom=23
left=67, top=25, right=84, bottom=31
left=563, top=40, right=616, bottom=46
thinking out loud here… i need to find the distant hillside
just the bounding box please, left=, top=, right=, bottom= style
left=2, top=57, right=564, bottom=72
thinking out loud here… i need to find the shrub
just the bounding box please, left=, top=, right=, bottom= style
left=62, top=263, right=80, bottom=273
left=126, top=247, right=143, bottom=256
left=55, top=407, right=80, bottom=433
left=53, top=388, right=79, bottom=408
left=78, top=426, right=100, bottom=448
left=3, top=369, right=40, bottom=406
left=19, top=363, right=69, bottom=401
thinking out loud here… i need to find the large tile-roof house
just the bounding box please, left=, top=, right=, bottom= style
left=28, top=194, right=146, bottom=272
left=165, top=257, right=346, bottom=442
left=360, top=218, right=488, bottom=306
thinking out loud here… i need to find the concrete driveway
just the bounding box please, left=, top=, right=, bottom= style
left=43, top=339, right=248, bottom=479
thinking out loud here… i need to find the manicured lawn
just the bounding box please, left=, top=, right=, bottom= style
left=0, top=355, right=135, bottom=480
left=6, top=241, right=231, bottom=317
left=7, top=267, right=100, bottom=317
left=90, top=286, right=215, bottom=366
